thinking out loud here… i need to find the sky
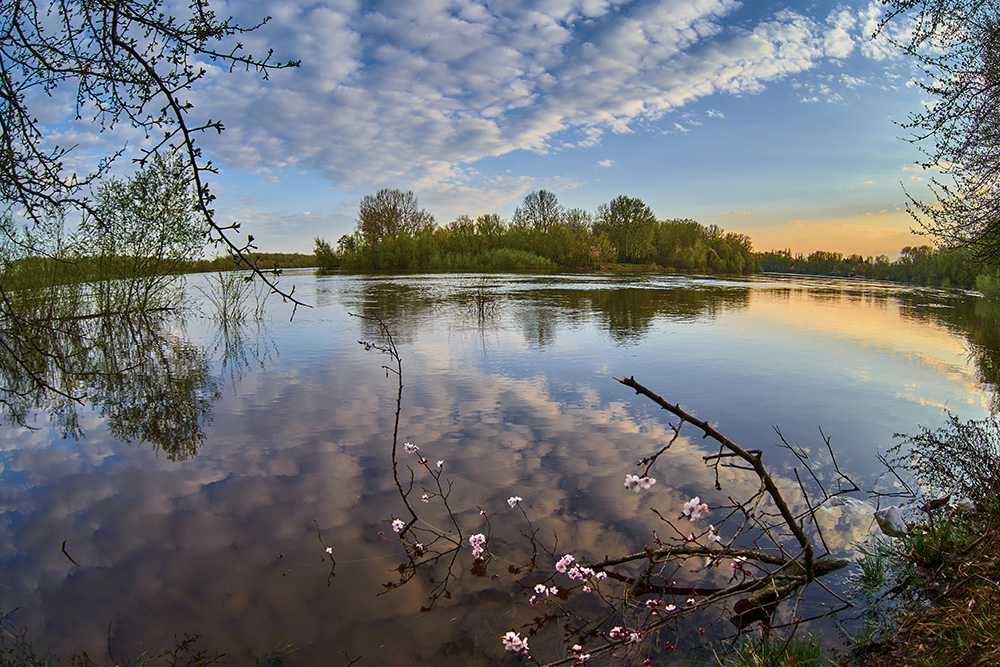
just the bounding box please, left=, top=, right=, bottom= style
left=57, top=0, right=941, bottom=258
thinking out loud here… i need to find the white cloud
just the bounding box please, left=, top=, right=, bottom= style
left=597, top=159, right=614, bottom=168
left=181, top=1, right=881, bottom=202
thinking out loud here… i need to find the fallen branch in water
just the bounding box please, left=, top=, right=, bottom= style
left=616, top=375, right=817, bottom=580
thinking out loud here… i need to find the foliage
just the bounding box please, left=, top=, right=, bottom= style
left=0, top=0, right=297, bottom=426
left=851, top=414, right=1000, bottom=666
left=879, top=1, right=1000, bottom=264
left=356, top=188, right=435, bottom=244
left=511, top=189, right=564, bottom=232
left=77, top=153, right=207, bottom=310
left=317, top=189, right=760, bottom=274
left=891, top=413, right=1000, bottom=509
left=757, top=245, right=991, bottom=289
left=719, top=633, right=825, bottom=667
left=0, top=0, right=297, bottom=284
left=184, top=252, right=317, bottom=273
left=594, top=194, right=657, bottom=263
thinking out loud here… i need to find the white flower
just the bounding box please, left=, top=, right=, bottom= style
left=421, top=493, right=429, bottom=503
left=624, top=474, right=656, bottom=493
left=507, top=496, right=522, bottom=508
left=682, top=497, right=709, bottom=521
left=403, top=442, right=419, bottom=454
left=502, top=631, right=528, bottom=653
left=708, top=525, right=722, bottom=543
left=436, top=459, right=444, bottom=469
left=555, top=554, right=575, bottom=573
left=325, top=546, right=333, bottom=555
left=391, top=519, right=405, bottom=533
left=469, top=533, right=487, bottom=559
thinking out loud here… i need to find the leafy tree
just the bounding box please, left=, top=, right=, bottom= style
left=356, top=188, right=435, bottom=244
left=1, top=0, right=298, bottom=284
left=314, top=238, right=338, bottom=269
left=595, top=195, right=656, bottom=263
left=1, top=0, right=296, bottom=425
left=564, top=207, right=594, bottom=232
left=512, top=190, right=563, bottom=232
left=77, top=154, right=206, bottom=308
left=475, top=213, right=505, bottom=239
left=879, top=1, right=1000, bottom=261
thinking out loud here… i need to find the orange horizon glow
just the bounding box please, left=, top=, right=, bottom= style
left=743, top=209, right=928, bottom=260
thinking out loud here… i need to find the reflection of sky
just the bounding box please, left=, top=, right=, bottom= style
left=0, top=271, right=993, bottom=664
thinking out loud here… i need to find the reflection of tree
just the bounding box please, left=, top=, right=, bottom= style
left=584, top=285, right=752, bottom=343
left=88, top=313, right=217, bottom=461
left=0, top=274, right=283, bottom=460
left=516, top=305, right=559, bottom=348
left=353, top=282, right=436, bottom=344
left=347, top=278, right=755, bottom=348
left=898, top=292, right=1000, bottom=408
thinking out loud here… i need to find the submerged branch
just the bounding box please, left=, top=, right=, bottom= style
left=615, top=375, right=816, bottom=580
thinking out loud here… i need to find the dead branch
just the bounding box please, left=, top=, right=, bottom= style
left=615, top=375, right=816, bottom=579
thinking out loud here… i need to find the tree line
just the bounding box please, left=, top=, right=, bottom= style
left=757, top=245, right=1000, bottom=295
left=314, top=188, right=759, bottom=274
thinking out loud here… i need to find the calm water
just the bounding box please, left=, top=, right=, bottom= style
left=0, top=271, right=995, bottom=665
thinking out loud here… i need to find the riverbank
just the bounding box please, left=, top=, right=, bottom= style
left=846, top=415, right=1000, bottom=667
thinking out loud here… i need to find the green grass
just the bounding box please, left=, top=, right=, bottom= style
left=718, top=633, right=825, bottom=667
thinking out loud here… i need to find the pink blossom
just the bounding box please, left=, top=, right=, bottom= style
left=502, top=631, right=529, bottom=653
left=420, top=493, right=429, bottom=503
left=682, top=497, right=709, bottom=521
left=624, top=474, right=657, bottom=493
left=391, top=518, right=405, bottom=533
left=508, top=496, right=522, bottom=508
left=403, top=442, right=419, bottom=454
left=555, top=554, right=575, bottom=573
left=469, top=533, right=487, bottom=559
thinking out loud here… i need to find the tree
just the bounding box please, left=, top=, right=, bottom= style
left=879, top=1, right=1000, bottom=261
left=77, top=154, right=206, bottom=308
left=356, top=189, right=435, bottom=244
left=1, top=0, right=297, bottom=426
left=595, top=195, right=656, bottom=263
left=1, top=0, right=298, bottom=291
left=512, top=190, right=563, bottom=232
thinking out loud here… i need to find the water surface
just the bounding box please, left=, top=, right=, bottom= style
left=0, top=271, right=995, bottom=665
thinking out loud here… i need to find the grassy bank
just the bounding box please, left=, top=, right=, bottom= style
left=846, top=414, right=1000, bottom=667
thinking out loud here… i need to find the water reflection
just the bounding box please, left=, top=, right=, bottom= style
left=89, top=313, right=216, bottom=461
left=0, top=271, right=997, bottom=666
left=0, top=275, right=273, bottom=460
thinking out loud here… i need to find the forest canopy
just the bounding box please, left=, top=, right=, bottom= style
left=315, top=189, right=758, bottom=274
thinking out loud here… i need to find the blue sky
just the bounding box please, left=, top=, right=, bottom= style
left=57, top=0, right=937, bottom=257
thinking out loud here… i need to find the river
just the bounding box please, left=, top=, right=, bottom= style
left=0, top=270, right=995, bottom=665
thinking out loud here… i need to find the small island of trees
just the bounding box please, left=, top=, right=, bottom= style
left=314, top=188, right=758, bottom=274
